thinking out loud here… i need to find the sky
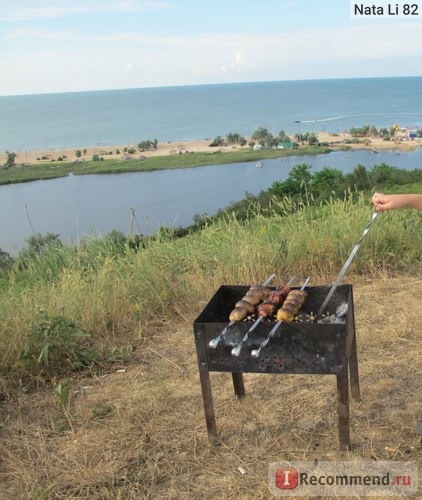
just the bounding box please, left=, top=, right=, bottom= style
left=1, top=0, right=422, bottom=96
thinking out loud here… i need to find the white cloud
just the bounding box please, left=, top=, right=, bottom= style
left=5, top=28, right=78, bottom=40
left=5, top=22, right=422, bottom=61
left=234, top=50, right=246, bottom=66
left=2, top=18, right=422, bottom=94
left=1, top=5, right=89, bottom=21
left=0, top=0, right=176, bottom=21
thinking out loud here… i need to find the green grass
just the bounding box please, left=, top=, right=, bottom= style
left=0, top=146, right=331, bottom=185
left=0, top=193, right=420, bottom=381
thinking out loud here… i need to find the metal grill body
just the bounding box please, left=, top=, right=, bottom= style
left=193, top=284, right=360, bottom=450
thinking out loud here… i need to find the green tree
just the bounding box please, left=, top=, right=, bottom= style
left=209, top=136, right=226, bottom=147
left=345, top=165, right=369, bottom=191
left=251, top=127, right=274, bottom=147
left=75, top=150, right=82, bottom=160
left=306, top=133, right=318, bottom=145
left=269, top=163, right=312, bottom=198
left=310, top=167, right=345, bottom=199
left=278, top=129, right=290, bottom=142
left=349, top=125, right=373, bottom=137
left=369, top=163, right=399, bottom=185
left=226, top=132, right=246, bottom=145
left=138, top=139, right=158, bottom=151
left=3, top=151, right=16, bottom=168
left=379, top=128, right=390, bottom=140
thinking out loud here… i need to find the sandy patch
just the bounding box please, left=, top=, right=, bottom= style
left=1, top=133, right=421, bottom=166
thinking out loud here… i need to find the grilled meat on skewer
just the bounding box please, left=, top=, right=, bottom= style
left=229, top=285, right=270, bottom=322
left=276, top=289, right=308, bottom=322
left=230, top=279, right=295, bottom=358
left=257, top=285, right=291, bottom=318
left=251, top=278, right=310, bottom=359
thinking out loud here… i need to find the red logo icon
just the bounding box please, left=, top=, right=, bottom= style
left=275, top=468, right=299, bottom=489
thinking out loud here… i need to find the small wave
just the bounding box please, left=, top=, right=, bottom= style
left=295, top=112, right=422, bottom=124
left=297, top=116, right=344, bottom=123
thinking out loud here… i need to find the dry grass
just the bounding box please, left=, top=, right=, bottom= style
left=0, top=273, right=421, bottom=499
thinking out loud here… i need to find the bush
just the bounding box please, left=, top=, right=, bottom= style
left=19, top=233, right=63, bottom=260
left=21, top=313, right=93, bottom=375
left=226, top=132, right=247, bottom=145
left=0, top=248, right=13, bottom=271
left=3, top=151, right=16, bottom=168
left=209, top=136, right=226, bottom=147
left=138, top=139, right=157, bottom=151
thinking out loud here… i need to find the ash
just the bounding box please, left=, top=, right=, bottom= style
left=316, top=302, right=348, bottom=324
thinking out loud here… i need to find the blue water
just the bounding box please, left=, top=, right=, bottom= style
left=1, top=148, right=421, bottom=255
left=0, top=77, right=421, bottom=254
left=1, top=77, right=422, bottom=151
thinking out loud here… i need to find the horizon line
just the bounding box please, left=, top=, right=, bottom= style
left=1, top=75, right=422, bottom=99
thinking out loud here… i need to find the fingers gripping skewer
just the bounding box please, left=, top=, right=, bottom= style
left=208, top=274, right=275, bottom=349
left=231, top=276, right=296, bottom=357
left=251, top=277, right=310, bottom=359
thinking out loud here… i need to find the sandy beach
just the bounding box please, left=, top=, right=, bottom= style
left=1, top=131, right=421, bottom=166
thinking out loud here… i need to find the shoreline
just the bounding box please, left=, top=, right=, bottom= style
left=1, top=132, right=421, bottom=166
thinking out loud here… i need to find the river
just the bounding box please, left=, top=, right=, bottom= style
left=0, top=149, right=421, bottom=254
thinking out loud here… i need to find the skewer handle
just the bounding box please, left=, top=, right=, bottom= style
left=208, top=323, right=232, bottom=349
left=251, top=321, right=281, bottom=358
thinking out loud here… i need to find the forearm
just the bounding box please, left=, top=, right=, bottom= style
left=372, top=192, right=422, bottom=211
left=400, top=194, right=422, bottom=210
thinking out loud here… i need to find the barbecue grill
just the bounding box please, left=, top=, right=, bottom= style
left=193, top=284, right=360, bottom=450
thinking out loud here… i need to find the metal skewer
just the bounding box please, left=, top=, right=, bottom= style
left=251, top=277, right=310, bottom=359
left=231, top=276, right=296, bottom=357
left=208, top=273, right=275, bottom=349
left=315, top=212, right=378, bottom=320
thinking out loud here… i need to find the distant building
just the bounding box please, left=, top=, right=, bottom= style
left=277, top=141, right=294, bottom=149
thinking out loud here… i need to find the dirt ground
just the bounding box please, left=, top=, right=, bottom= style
left=0, top=273, right=421, bottom=499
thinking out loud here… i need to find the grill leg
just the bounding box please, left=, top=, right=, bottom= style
left=198, top=368, right=218, bottom=444
left=336, top=372, right=351, bottom=451
left=349, top=329, right=361, bottom=401
left=231, top=372, right=245, bottom=398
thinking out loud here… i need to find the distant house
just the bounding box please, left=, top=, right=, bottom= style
left=277, top=141, right=294, bottom=149
left=253, top=144, right=262, bottom=151
left=408, top=129, right=418, bottom=139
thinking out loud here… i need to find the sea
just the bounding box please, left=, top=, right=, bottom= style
left=0, top=77, right=421, bottom=254
left=1, top=76, right=422, bottom=151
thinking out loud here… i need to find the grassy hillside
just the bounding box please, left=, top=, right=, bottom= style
left=0, top=193, right=421, bottom=498
left=0, top=193, right=420, bottom=380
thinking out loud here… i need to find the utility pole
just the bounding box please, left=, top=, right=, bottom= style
left=24, top=202, right=36, bottom=235
left=129, top=208, right=141, bottom=236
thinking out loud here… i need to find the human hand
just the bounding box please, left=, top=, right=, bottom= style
left=372, top=192, right=422, bottom=212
